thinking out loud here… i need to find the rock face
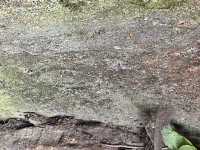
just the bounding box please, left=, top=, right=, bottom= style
left=0, top=114, right=145, bottom=150
left=0, top=0, right=199, bottom=149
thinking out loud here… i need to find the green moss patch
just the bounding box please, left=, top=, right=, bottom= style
left=0, top=90, right=20, bottom=118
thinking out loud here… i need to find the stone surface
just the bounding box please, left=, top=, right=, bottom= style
left=0, top=0, right=199, bottom=148
left=0, top=115, right=145, bottom=150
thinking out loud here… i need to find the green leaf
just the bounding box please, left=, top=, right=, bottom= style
left=178, top=145, right=197, bottom=150
left=161, top=126, right=194, bottom=149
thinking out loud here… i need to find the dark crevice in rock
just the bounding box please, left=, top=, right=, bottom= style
left=0, top=118, right=34, bottom=130
left=75, top=120, right=102, bottom=127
